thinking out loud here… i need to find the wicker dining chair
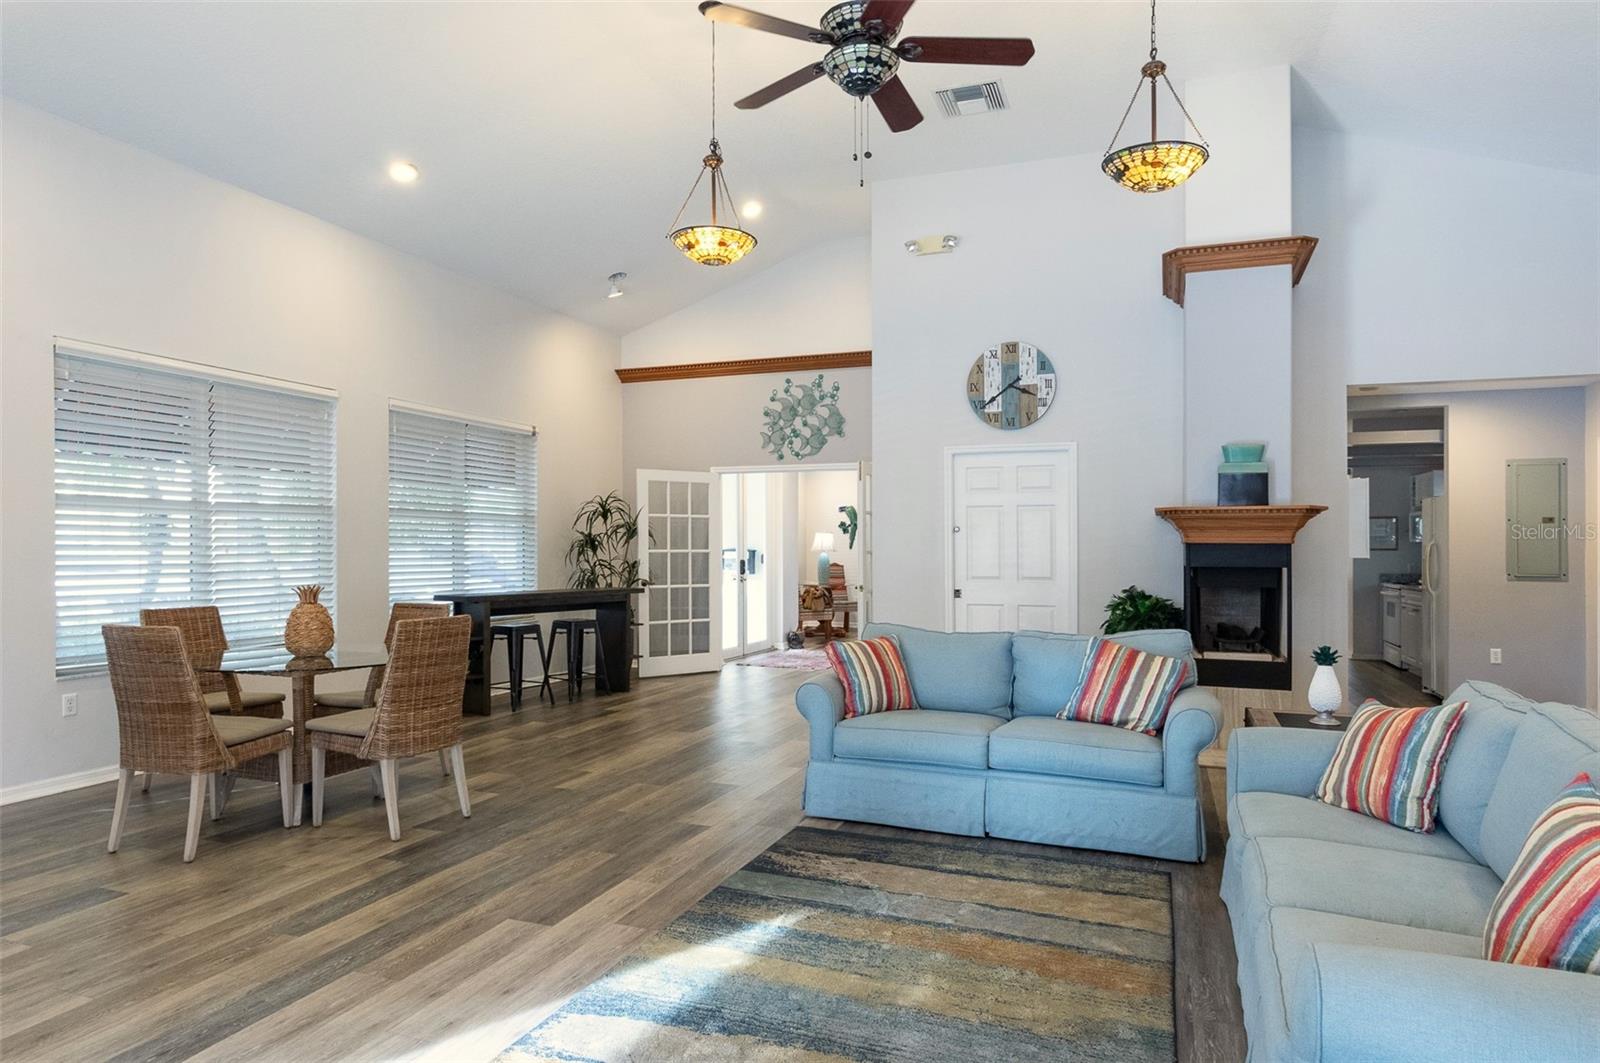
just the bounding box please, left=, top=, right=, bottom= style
left=102, top=625, right=295, bottom=863
left=138, top=606, right=286, bottom=717
left=316, top=602, right=453, bottom=781
left=308, top=614, right=472, bottom=841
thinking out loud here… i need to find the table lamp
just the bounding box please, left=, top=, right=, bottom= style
left=811, top=532, right=835, bottom=587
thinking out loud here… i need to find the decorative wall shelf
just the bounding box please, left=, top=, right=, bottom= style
left=1161, top=236, right=1318, bottom=306
left=615, top=350, right=871, bottom=383
left=1155, top=504, right=1327, bottom=544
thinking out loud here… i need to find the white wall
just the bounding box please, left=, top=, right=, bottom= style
left=1182, top=66, right=1293, bottom=244
left=1297, top=128, right=1600, bottom=387
left=620, top=237, right=869, bottom=369
left=0, top=101, right=623, bottom=796
left=871, top=153, right=1186, bottom=632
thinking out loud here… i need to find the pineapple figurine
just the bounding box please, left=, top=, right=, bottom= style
left=284, top=584, right=335, bottom=658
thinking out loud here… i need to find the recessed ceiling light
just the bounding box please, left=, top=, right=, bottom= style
left=607, top=272, right=627, bottom=299
left=741, top=200, right=763, bottom=219
left=388, top=161, right=420, bottom=184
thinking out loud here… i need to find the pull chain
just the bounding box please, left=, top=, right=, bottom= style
left=710, top=23, right=717, bottom=141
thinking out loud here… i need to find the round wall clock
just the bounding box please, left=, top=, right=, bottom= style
left=966, top=341, right=1057, bottom=430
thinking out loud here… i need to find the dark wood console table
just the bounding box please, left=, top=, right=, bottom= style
left=434, top=588, right=639, bottom=715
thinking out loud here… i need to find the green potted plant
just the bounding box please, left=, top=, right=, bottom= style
left=567, top=491, right=647, bottom=598
left=1100, top=586, right=1183, bottom=634
left=1308, top=645, right=1343, bottom=725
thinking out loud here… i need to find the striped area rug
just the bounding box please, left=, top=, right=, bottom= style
left=499, top=827, right=1175, bottom=1062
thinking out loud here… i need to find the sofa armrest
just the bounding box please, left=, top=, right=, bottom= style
left=1295, top=943, right=1600, bottom=1063
left=1226, top=726, right=1343, bottom=803
left=796, top=675, right=846, bottom=762
left=1161, top=687, right=1220, bottom=797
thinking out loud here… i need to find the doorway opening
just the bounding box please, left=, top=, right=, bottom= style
left=715, top=463, right=869, bottom=663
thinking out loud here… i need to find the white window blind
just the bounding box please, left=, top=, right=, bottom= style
left=388, top=408, right=537, bottom=603
left=53, top=350, right=336, bottom=676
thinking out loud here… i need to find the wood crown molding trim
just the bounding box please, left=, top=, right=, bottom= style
left=615, top=350, right=871, bottom=383
left=1155, top=504, right=1328, bottom=544
left=1162, top=236, right=1319, bottom=307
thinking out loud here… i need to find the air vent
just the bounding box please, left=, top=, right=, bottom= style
left=935, top=81, right=1008, bottom=117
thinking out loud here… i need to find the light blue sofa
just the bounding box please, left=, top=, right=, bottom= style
left=1222, top=679, right=1600, bottom=1062
left=794, top=623, right=1221, bottom=862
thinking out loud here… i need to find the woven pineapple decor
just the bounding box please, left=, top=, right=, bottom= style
left=284, top=584, right=335, bottom=657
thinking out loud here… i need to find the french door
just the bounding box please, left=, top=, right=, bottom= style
left=721, top=472, right=774, bottom=660
left=637, top=469, right=721, bottom=676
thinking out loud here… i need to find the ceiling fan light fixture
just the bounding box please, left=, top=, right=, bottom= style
left=823, top=39, right=900, bottom=97
left=1100, top=3, right=1210, bottom=194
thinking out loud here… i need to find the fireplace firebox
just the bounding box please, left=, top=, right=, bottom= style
left=1184, top=543, right=1290, bottom=689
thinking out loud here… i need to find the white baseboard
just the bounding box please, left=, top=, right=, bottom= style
left=1, top=764, right=119, bottom=806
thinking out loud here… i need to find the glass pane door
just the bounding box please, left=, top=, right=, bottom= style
left=637, top=469, right=719, bottom=677
left=719, top=472, right=776, bottom=660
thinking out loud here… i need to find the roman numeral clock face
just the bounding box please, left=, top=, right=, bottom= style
left=966, top=341, right=1057, bottom=430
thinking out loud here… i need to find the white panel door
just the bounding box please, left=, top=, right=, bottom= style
left=949, top=447, right=1077, bottom=633
left=856, top=460, right=873, bottom=626
left=637, top=469, right=720, bottom=676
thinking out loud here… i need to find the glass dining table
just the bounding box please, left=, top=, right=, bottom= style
left=198, top=648, right=387, bottom=823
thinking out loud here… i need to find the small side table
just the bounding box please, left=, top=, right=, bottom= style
left=1245, top=705, right=1351, bottom=731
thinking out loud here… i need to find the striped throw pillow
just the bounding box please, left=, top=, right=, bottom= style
left=1484, top=772, right=1600, bottom=974
left=826, top=636, right=915, bottom=719
left=1315, top=699, right=1467, bottom=832
left=1058, top=637, right=1191, bottom=734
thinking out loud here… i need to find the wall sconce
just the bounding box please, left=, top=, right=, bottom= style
left=904, top=235, right=960, bottom=257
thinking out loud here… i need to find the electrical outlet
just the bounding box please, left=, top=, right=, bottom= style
left=1489, top=648, right=1503, bottom=665
left=60, top=692, right=79, bottom=718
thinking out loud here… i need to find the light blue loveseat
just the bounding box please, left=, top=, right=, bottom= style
left=1222, top=679, right=1600, bottom=1062
left=794, top=623, right=1221, bottom=862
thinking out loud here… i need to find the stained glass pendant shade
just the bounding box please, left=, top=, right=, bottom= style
left=668, top=140, right=756, bottom=267
left=1101, top=1, right=1209, bottom=193
left=668, top=24, right=756, bottom=267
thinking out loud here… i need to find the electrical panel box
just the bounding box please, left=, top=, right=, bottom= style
left=1505, top=458, right=1567, bottom=581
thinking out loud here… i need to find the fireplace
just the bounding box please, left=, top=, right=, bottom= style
left=1155, top=505, right=1326, bottom=691
left=1185, top=543, right=1290, bottom=689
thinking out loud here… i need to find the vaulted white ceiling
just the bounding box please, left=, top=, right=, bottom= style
left=4, top=1, right=1594, bottom=334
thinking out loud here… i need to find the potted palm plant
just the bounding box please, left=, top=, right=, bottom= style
left=1101, top=586, right=1183, bottom=634
left=566, top=492, right=646, bottom=595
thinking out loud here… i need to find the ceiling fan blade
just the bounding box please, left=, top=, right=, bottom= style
left=898, top=36, right=1036, bottom=65
left=861, top=0, right=916, bottom=32
left=698, top=1, right=832, bottom=44
left=871, top=76, right=923, bottom=132
left=735, top=63, right=826, bottom=109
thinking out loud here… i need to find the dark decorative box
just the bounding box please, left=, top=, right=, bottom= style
left=1218, top=472, right=1268, bottom=506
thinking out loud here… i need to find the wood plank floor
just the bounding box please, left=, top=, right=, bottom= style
left=0, top=666, right=1246, bottom=1062
left=1348, top=658, right=1440, bottom=708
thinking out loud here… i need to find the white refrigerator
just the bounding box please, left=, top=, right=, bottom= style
left=1420, top=494, right=1446, bottom=695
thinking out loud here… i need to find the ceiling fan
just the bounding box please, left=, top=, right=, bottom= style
left=698, top=0, right=1035, bottom=132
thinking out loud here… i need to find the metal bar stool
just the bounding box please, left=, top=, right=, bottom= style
left=542, top=618, right=610, bottom=702
left=490, top=618, right=548, bottom=709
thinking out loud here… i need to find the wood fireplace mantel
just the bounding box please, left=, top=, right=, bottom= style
left=1155, top=505, right=1327, bottom=544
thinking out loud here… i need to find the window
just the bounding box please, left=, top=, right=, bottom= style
left=53, top=347, right=337, bottom=676
left=387, top=407, right=537, bottom=603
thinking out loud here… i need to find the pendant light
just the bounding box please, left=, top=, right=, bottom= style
left=668, top=23, right=757, bottom=267
left=1101, top=0, right=1209, bottom=193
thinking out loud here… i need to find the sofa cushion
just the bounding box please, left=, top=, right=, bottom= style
left=1269, top=907, right=1483, bottom=1058
left=1011, top=629, right=1196, bottom=717
left=833, top=710, right=1004, bottom=770
left=987, top=716, right=1163, bottom=786
left=1059, top=637, right=1191, bottom=734
left=1485, top=771, right=1600, bottom=973
left=1480, top=703, right=1600, bottom=879
left=1314, top=700, right=1467, bottom=832
left=1228, top=792, right=1476, bottom=864
left=1250, top=836, right=1502, bottom=936
left=863, top=623, right=1013, bottom=718
left=825, top=636, right=915, bottom=718
left=1436, top=681, right=1532, bottom=865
